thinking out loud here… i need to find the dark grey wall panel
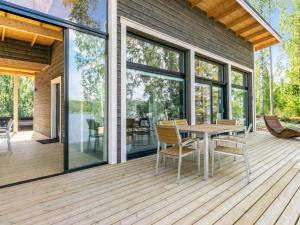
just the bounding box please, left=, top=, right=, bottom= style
left=117, top=0, right=254, bottom=162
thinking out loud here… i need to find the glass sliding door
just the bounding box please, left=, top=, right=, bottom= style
left=195, top=57, right=226, bottom=124
left=67, top=29, right=107, bottom=169
left=212, top=86, right=224, bottom=123
left=195, top=83, right=211, bottom=124
left=231, top=69, right=249, bottom=126
left=126, top=34, right=185, bottom=158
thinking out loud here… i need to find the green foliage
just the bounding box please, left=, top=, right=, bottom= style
left=250, top=0, right=300, bottom=118
left=0, top=75, right=34, bottom=118
left=0, top=75, right=13, bottom=117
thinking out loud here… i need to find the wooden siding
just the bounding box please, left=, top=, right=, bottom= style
left=117, top=0, right=255, bottom=162
left=0, top=132, right=300, bottom=224
left=33, top=41, right=64, bottom=138
left=0, top=38, right=50, bottom=65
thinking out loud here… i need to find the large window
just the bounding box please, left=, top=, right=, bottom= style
left=5, top=0, right=107, bottom=32
left=126, top=34, right=185, bottom=158
left=231, top=69, right=249, bottom=125
left=195, top=57, right=225, bottom=124
left=68, top=29, right=107, bottom=169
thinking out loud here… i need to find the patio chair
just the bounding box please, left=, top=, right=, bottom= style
left=158, top=120, right=175, bottom=126
left=211, top=123, right=252, bottom=183
left=155, top=125, right=200, bottom=183
left=264, top=116, right=300, bottom=139
left=0, top=119, right=13, bottom=151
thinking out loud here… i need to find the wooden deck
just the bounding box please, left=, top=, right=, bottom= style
left=0, top=131, right=63, bottom=186
left=0, top=132, right=300, bottom=225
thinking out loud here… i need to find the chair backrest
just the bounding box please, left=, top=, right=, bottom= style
left=7, top=119, right=13, bottom=132
left=155, top=125, right=181, bottom=145
left=174, top=119, right=188, bottom=126
left=158, top=120, right=175, bottom=126
left=245, top=123, right=253, bottom=139
left=216, top=119, right=237, bottom=125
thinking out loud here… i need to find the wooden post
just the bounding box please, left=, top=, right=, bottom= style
left=13, top=76, right=19, bottom=132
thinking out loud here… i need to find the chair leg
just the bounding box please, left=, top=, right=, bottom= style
left=155, top=153, right=160, bottom=175
left=177, top=156, right=182, bottom=183
left=234, top=155, right=236, bottom=161
left=7, top=132, right=11, bottom=151
left=211, top=151, right=214, bottom=177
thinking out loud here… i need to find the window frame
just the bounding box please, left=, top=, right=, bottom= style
left=231, top=68, right=251, bottom=126
left=125, top=32, right=186, bottom=159
left=194, top=56, right=227, bottom=124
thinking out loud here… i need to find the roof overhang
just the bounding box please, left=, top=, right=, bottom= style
left=189, top=0, right=282, bottom=51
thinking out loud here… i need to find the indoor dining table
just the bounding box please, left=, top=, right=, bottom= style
left=177, top=124, right=246, bottom=180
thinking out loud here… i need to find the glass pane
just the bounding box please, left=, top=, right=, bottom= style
left=68, top=29, right=107, bottom=169
left=195, top=58, right=223, bottom=81
left=195, top=83, right=211, bottom=124
left=5, top=0, right=107, bottom=32
left=0, top=75, right=13, bottom=119
left=127, top=35, right=183, bottom=73
left=232, top=88, right=247, bottom=125
left=126, top=69, right=184, bottom=156
left=212, top=86, right=223, bottom=124
left=231, top=70, right=245, bottom=86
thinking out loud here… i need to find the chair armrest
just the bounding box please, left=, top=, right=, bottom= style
left=182, top=137, right=200, bottom=147
left=213, top=138, right=246, bottom=146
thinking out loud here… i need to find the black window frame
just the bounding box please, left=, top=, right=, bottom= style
left=231, top=68, right=251, bottom=126
left=126, top=33, right=186, bottom=159
left=0, top=0, right=109, bottom=188
left=194, top=56, right=227, bottom=124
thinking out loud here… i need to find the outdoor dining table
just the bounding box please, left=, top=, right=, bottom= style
left=177, top=124, right=246, bottom=180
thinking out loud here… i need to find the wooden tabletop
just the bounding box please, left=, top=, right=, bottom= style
left=177, top=124, right=245, bottom=135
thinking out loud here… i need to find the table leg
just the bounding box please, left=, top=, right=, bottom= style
left=204, top=132, right=209, bottom=180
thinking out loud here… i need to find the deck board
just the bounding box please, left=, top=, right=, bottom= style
left=0, top=132, right=300, bottom=225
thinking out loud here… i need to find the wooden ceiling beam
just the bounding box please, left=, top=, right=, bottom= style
left=252, top=35, right=274, bottom=45
left=226, top=13, right=252, bottom=29
left=236, top=22, right=261, bottom=35
left=31, top=34, right=38, bottom=47
left=214, top=4, right=241, bottom=21
left=0, top=67, right=36, bottom=76
left=0, top=16, right=63, bottom=41
left=244, top=29, right=268, bottom=41
left=1, top=27, right=5, bottom=41
left=191, top=0, right=205, bottom=7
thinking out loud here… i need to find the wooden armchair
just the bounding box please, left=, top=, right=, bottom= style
left=155, top=125, right=200, bottom=182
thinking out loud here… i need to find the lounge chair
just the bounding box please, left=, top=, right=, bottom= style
left=0, top=119, right=13, bottom=151
left=264, top=116, right=300, bottom=139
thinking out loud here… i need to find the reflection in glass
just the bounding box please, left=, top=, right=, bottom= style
left=6, top=0, right=107, bottom=32
left=126, top=69, right=184, bottom=156
left=232, top=88, right=247, bottom=125
left=195, top=58, right=223, bottom=81
left=195, top=84, right=211, bottom=124
left=232, top=70, right=245, bottom=86
left=127, top=35, right=183, bottom=73
left=68, top=29, right=107, bottom=169
left=212, top=86, right=223, bottom=123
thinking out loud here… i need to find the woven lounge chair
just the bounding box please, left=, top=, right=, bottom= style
left=264, top=116, right=300, bottom=139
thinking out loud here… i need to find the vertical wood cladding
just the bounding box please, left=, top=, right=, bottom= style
left=117, top=0, right=255, bottom=162
left=34, top=41, right=64, bottom=138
